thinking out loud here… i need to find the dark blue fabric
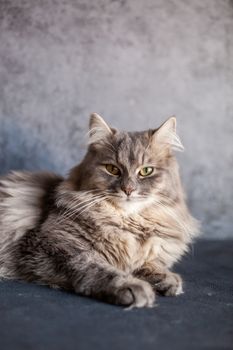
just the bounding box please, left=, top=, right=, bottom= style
left=0, top=240, right=232, bottom=350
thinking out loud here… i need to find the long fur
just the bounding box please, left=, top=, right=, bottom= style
left=0, top=115, right=199, bottom=308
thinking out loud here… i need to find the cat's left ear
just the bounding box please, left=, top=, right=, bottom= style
left=88, top=113, right=113, bottom=145
left=153, top=116, right=184, bottom=151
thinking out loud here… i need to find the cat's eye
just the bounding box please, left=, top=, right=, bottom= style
left=139, top=167, right=154, bottom=177
left=105, top=164, right=121, bottom=176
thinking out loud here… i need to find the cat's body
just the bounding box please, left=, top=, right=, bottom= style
left=0, top=114, right=199, bottom=307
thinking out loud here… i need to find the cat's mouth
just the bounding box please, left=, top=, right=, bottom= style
left=117, top=194, right=148, bottom=202
left=125, top=196, right=147, bottom=202
left=102, top=191, right=152, bottom=213
left=106, top=193, right=154, bottom=214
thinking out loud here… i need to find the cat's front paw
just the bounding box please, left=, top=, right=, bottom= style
left=116, top=278, right=155, bottom=308
left=154, top=272, right=183, bottom=296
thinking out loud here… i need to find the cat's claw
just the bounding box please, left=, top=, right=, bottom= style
left=154, top=272, right=183, bottom=296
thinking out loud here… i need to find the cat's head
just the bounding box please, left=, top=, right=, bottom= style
left=69, top=113, right=184, bottom=215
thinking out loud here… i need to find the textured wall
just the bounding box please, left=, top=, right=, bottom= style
left=0, top=0, right=232, bottom=238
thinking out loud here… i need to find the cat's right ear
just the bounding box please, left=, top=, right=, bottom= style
left=152, top=116, right=184, bottom=152
left=88, top=113, right=113, bottom=145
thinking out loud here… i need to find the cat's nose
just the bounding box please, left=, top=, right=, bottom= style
left=121, top=185, right=136, bottom=196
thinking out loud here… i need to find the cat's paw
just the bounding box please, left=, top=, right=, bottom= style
left=154, top=272, right=183, bottom=296
left=116, top=278, right=155, bottom=308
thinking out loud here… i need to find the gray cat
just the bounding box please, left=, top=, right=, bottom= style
left=0, top=114, right=199, bottom=308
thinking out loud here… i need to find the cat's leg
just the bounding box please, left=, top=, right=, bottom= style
left=15, top=231, right=155, bottom=308
left=133, top=263, right=183, bottom=296
left=68, top=254, right=155, bottom=308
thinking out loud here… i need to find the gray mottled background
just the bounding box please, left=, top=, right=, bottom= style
left=0, top=0, right=232, bottom=238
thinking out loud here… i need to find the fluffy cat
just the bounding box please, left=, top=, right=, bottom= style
left=0, top=114, right=199, bottom=308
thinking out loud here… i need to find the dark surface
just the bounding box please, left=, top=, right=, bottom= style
left=0, top=240, right=232, bottom=350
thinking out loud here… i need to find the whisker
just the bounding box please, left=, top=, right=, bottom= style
left=57, top=195, right=96, bottom=221
left=59, top=190, right=104, bottom=205
left=59, top=197, right=102, bottom=220
left=75, top=196, right=107, bottom=218
left=59, top=195, right=107, bottom=222
left=63, top=196, right=107, bottom=221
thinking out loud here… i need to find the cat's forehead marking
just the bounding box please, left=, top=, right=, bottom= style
left=113, top=131, right=150, bottom=169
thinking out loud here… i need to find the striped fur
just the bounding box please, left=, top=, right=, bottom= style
left=0, top=114, right=199, bottom=308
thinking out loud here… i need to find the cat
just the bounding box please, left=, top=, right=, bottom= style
left=0, top=113, right=199, bottom=308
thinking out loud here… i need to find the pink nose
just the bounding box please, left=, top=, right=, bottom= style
left=121, top=185, right=135, bottom=196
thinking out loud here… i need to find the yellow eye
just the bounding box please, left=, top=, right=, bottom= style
left=105, top=164, right=121, bottom=176
left=139, top=167, right=154, bottom=177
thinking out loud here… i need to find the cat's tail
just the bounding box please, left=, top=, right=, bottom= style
left=0, top=170, right=63, bottom=278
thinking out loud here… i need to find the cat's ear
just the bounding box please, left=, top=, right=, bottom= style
left=153, top=116, right=184, bottom=152
left=88, top=113, right=113, bottom=145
